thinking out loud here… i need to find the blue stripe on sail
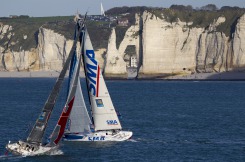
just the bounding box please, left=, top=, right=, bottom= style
left=64, top=134, right=84, bottom=139
left=66, top=51, right=77, bottom=98
left=66, top=26, right=79, bottom=99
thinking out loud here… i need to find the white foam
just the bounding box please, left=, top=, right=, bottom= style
left=0, top=154, right=23, bottom=160
left=47, top=149, right=64, bottom=156
left=128, top=139, right=138, bottom=142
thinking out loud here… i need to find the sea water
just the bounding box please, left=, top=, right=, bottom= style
left=0, top=78, right=245, bottom=161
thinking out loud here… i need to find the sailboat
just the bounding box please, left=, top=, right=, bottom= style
left=5, top=15, right=86, bottom=156
left=63, top=16, right=133, bottom=142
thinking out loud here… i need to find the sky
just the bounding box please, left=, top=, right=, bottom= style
left=1, top=0, right=245, bottom=17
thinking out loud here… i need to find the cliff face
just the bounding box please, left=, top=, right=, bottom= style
left=37, top=27, right=72, bottom=71
left=0, top=24, right=39, bottom=71
left=0, top=25, right=72, bottom=72
left=105, top=13, right=140, bottom=77
left=139, top=12, right=245, bottom=76
left=104, top=28, right=127, bottom=76
left=141, top=11, right=199, bottom=75
left=233, top=14, right=245, bottom=69
left=0, top=23, right=106, bottom=72
left=1, top=11, right=245, bottom=78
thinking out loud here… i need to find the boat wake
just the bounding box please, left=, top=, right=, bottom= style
left=0, top=154, right=23, bottom=161
left=128, top=138, right=138, bottom=142
left=28, top=148, right=64, bottom=156
left=0, top=147, right=63, bottom=160
left=47, top=149, right=64, bottom=156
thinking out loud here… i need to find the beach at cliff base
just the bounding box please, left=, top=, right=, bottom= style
left=1, top=71, right=245, bottom=80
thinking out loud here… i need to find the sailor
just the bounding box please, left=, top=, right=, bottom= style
left=112, top=130, right=116, bottom=135
left=26, top=145, right=30, bottom=151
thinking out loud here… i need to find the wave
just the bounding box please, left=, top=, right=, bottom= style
left=47, top=149, right=64, bottom=156
left=127, top=138, right=138, bottom=142
left=0, top=154, right=23, bottom=161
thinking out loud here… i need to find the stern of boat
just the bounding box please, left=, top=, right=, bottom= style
left=6, top=140, right=55, bottom=156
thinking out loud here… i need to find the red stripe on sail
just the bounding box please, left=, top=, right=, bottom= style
left=54, top=96, right=75, bottom=144
left=96, top=66, right=100, bottom=97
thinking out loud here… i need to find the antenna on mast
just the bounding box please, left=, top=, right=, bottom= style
left=101, top=2, right=105, bottom=16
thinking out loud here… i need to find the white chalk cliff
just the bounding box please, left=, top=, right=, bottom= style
left=233, top=14, right=245, bottom=69
left=38, top=27, right=73, bottom=71
left=0, top=24, right=107, bottom=73
left=1, top=11, right=245, bottom=78
left=104, top=28, right=127, bottom=76
left=139, top=11, right=245, bottom=76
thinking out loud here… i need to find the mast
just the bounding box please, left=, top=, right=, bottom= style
left=74, top=12, right=95, bottom=126
left=66, top=35, right=77, bottom=98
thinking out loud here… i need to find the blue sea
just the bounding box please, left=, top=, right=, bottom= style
left=0, top=78, right=245, bottom=162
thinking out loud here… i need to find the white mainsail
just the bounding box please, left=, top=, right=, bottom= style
left=83, top=28, right=122, bottom=131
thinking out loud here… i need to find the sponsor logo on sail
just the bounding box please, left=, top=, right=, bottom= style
left=39, top=111, right=46, bottom=120
left=106, top=120, right=118, bottom=125
left=96, top=99, right=104, bottom=108
left=86, top=50, right=97, bottom=96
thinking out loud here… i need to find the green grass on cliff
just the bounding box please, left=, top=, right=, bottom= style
left=147, top=8, right=245, bottom=37
left=0, top=16, right=111, bottom=51
left=1, top=6, right=245, bottom=52
left=0, top=16, right=74, bottom=51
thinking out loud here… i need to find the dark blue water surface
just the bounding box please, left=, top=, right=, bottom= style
left=0, top=78, right=245, bottom=161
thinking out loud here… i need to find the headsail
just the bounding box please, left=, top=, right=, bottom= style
left=82, top=27, right=122, bottom=131
left=65, top=43, right=92, bottom=134
left=26, top=14, right=88, bottom=144
left=68, top=79, right=92, bottom=133
left=48, top=20, right=86, bottom=146
left=26, top=24, right=82, bottom=144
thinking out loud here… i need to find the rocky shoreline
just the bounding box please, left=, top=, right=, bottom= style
left=1, top=71, right=245, bottom=80
left=0, top=71, right=84, bottom=78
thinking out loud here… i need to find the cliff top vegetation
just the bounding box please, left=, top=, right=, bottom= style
left=0, top=5, right=245, bottom=51
left=0, top=16, right=111, bottom=51
left=106, top=5, right=245, bottom=37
